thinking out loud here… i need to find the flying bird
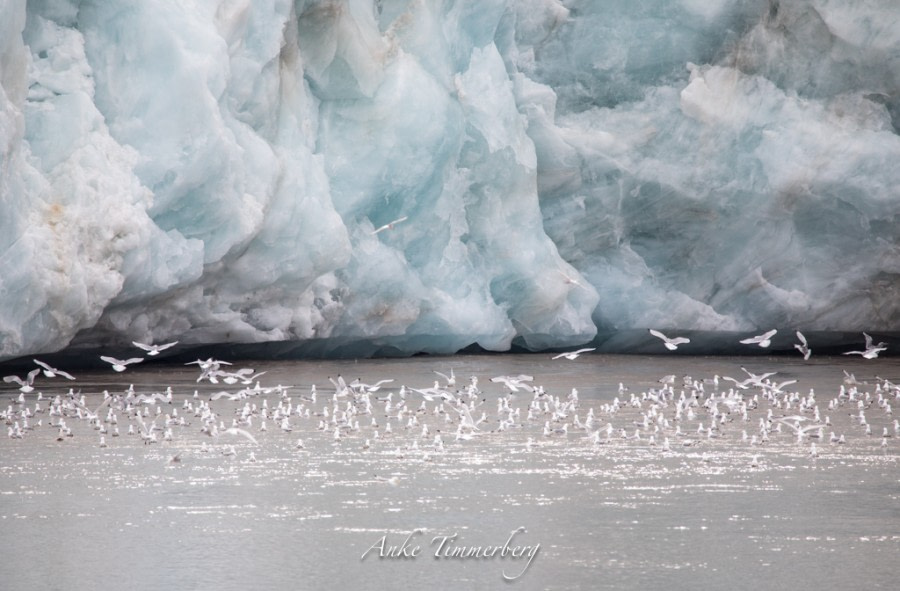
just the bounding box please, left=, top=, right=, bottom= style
left=843, top=332, right=887, bottom=359
left=33, top=359, right=76, bottom=380
left=490, top=374, right=535, bottom=392
left=132, top=340, right=179, bottom=356
left=739, top=329, right=777, bottom=348
left=433, top=368, right=456, bottom=387
left=371, top=216, right=408, bottom=234
left=202, top=424, right=260, bottom=445
left=648, top=329, right=691, bottom=351
left=100, top=356, right=144, bottom=372
left=794, top=331, right=811, bottom=360
left=3, top=368, right=41, bottom=393
left=551, top=348, right=596, bottom=360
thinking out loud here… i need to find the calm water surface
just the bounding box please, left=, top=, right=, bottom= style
left=1, top=353, right=898, bottom=590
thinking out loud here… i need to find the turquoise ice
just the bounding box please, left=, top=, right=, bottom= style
left=1, top=1, right=898, bottom=359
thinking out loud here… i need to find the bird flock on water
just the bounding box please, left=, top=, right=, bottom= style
left=1, top=330, right=896, bottom=475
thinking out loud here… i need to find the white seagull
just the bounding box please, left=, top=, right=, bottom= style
left=434, top=368, right=457, bottom=387
left=648, top=329, right=691, bottom=351
left=132, top=340, right=179, bottom=356
left=551, top=348, right=596, bottom=360
left=490, top=375, right=535, bottom=392
left=3, top=368, right=41, bottom=393
left=794, top=331, right=811, bottom=360
left=204, top=424, right=260, bottom=446
left=371, top=216, right=408, bottom=235
left=100, top=356, right=144, bottom=372
left=843, top=332, right=887, bottom=359
left=33, top=359, right=76, bottom=380
left=740, top=329, right=777, bottom=348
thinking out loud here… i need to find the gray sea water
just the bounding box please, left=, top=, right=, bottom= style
left=1, top=353, right=898, bottom=590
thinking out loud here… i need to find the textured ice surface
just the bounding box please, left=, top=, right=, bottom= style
left=1, top=0, right=899, bottom=360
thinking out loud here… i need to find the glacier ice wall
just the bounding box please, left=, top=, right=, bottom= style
left=0, top=0, right=899, bottom=360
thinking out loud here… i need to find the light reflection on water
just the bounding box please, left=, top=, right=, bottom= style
left=1, top=353, right=898, bottom=590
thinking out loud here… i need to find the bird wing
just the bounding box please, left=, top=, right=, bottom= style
left=796, top=331, right=807, bottom=346
left=34, top=359, right=74, bottom=379
left=135, top=413, right=154, bottom=436
left=740, top=329, right=776, bottom=344
left=372, top=217, right=406, bottom=235
left=740, top=367, right=776, bottom=381
left=56, top=368, right=76, bottom=380
left=648, top=329, right=668, bottom=341
left=863, top=332, right=874, bottom=349
left=222, top=427, right=259, bottom=445
left=73, top=393, right=113, bottom=417
left=453, top=404, right=480, bottom=430
left=132, top=341, right=153, bottom=352
left=33, top=359, right=53, bottom=372
left=721, top=376, right=750, bottom=389
left=774, top=419, right=802, bottom=433
left=93, top=395, right=114, bottom=416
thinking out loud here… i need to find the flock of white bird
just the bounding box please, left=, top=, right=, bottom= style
left=647, top=328, right=888, bottom=360
left=1, top=332, right=896, bottom=473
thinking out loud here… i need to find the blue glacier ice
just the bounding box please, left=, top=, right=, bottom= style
left=1, top=0, right=899, bottom=361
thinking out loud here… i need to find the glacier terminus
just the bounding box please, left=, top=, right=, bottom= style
left=1, top=0, right=899, bottom=361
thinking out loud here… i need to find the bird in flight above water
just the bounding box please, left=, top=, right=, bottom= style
left=100, top=356, right=144, bottom=372
left=433, top=368, right=456, bottom=387
left=3, top=368, right=41, bottom=393
left=132, top=340, right=179, bottom=356
left=33, top=359, right=76, bottom=380
left=648, top=329, right=691, bottom=351
left=739, top=329, right=777, bottom=348
left=843, top=332, right=887, bottom=359
left=552, top=348, right=596, bottom=360
left=491, top=374, right=535, bottom=392
left=794, top=331, right=811, bottom=360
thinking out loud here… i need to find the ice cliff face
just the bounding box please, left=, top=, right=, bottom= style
left=1, top=0, right=898, bottom=360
